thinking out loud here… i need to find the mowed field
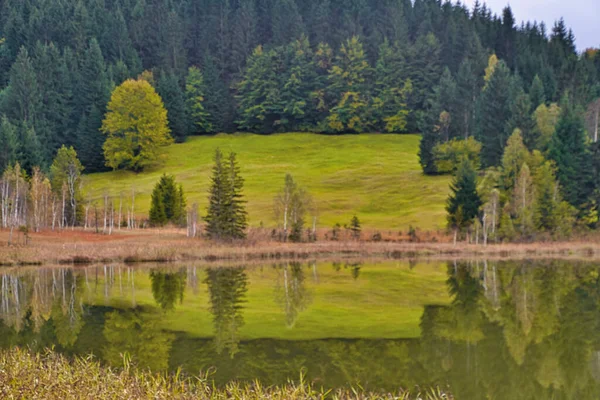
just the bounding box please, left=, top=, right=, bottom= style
left=85, top=133, right=450, bottom=230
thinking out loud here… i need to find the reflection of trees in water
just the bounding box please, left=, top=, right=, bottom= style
left=1, top=269, right=84, bottom=344
left=275, top=262, right=312, bottom=328
left=50, top=270, right=84, bottom=347
left=150, top=268, right=187, bottom=311
left=103, top=308, right=174, bottom=371
left=420, top=260, right=600, bottom=400
left=204, top=267, right=248, bottom=357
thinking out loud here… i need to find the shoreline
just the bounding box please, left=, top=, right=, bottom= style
left=0, top=229, right=599, bottom=266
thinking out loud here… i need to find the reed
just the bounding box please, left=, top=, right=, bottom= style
left=0, top=347, right=452, bottom=400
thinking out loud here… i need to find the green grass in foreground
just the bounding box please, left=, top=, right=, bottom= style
left=86, top=133, right=450, bottom=230
left=0, top=347, right=452, bottom=399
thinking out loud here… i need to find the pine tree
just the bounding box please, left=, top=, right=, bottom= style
left=506, top=81, right=536, bottom=151
left=185, top=66, right=212, bottom=134
left=19, top=123, right=44, bottom=172
left=230, top=0, right=258, bottom=74
left=280, top=36, right=319, bottom=131
left=548, top=102, right=594, bottom=209
left=455, top=59, right=479, bottom=139
left=374, top=40, right=412, bottom=133
left=205, top=149, right=247, bottom=240
left=225, top=152, right=248, bottom=239
left=205, top=148, right=229, bottom=239
left=419, top=68, right=458, bottom=174
left=349, top=215, right=361, bottom=239
left=529, top=75, right=546, bottom=109
left=202, top=55, right=233, bottom=133
left=326, top=37, right=371, bottom=133
left=33, top=42, right=74, bottom=159
left=0, top=116, right=20, bottom=170
left=156, top=69, right=188, bottom=143
left=75, top=38, right=111, bottom=172
left=446, top=158, right=482, bottom=239
left=149, top=174, right=186, bottom=226
left=475, top=59, right=514, bottom=167
left=272, top=0, right=304, bottom=46
left=236, top=45, right=282, bottom=133
left=406, top=32, right=441, bottom=124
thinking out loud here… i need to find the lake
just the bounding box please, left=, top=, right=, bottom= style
left=1, top=260, right=599, bottom=398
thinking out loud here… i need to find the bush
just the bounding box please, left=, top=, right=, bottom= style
left=433, top=137, right=481, bottom=174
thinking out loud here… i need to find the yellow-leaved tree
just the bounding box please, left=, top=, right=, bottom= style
left=102, top=79, right=173, bottom=171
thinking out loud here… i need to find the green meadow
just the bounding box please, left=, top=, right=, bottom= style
left=85, top=133, right=451, bottom=230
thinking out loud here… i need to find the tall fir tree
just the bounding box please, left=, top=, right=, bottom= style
left=156, top=69, right=188, bottom=143
left=205, top=148, right=248, bottom=240
left=230, top=0, right=258, bottom=74
left=0, top=116, right=20, bottom=170
left=548, top=101, right=594, bottom=209
left=278, top=36, right=319, bottom=131
left=446, top=158, right=482, bottom=239
left=202, top=55, right=234, bottom=133
left=235, top=45, right=282, bottom=133
left=75, top=38, right=111, bottom=172
left=185, top=66, right=213, bottom=134
left=475, top=59, right=514, bottom=167
left=529, top=74, right=546, bottom=109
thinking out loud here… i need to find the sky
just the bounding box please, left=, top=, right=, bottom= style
left=461, top=0, right=599, bottom=51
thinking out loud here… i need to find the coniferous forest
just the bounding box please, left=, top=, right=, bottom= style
left=0, top=0, right=599, bottom=237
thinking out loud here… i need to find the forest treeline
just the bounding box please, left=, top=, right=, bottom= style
left=0, top=0, right=599, bottom=172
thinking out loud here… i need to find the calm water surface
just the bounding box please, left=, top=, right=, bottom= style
left=1, top=260, right=600, bottom=398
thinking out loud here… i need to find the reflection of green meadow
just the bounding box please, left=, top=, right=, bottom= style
left=87, top=261, right=451, bottom=339
left=86, top=133, right=450, bottom=230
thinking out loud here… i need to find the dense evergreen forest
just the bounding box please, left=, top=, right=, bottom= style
left=0, top=0, right=599, bottom=236
left=0, top=0, right=598, bottom=171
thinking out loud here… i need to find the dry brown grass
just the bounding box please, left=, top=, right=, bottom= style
left=0, top=227, right=599, bottom=266
left=0, top=347, right=451, bottom=400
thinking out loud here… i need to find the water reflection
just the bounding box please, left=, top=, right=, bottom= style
left=204, top=267, right=248, bottom=357
left=0, top=260, right=599, bottom=398
left=150, top=268, right=187, bottom=311
left=275, top=262, right=312, bottom=328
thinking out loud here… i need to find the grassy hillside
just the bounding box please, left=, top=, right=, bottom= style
left=86, top=133, right=450, bottom=230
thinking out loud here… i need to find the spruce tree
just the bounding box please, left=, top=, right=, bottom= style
left=455, top=59, right=479, bottom=139
left=202, top=55, right=233, bottom=133
left=548, top=102, right=594, bottom=209
left=149, top=174, right=186, bottom=226
left=326, top=37, right=371, bottom=132
left=506, top=82, right=536, bottom=151
left=205, top=148, right=228, bottom=239
left=280, top=36, right=319, bottom=131
left=374, top=40, right=411, bottom=133
left=446, top=158, right=482, bottom=238
left=185, top=66, right=212, bottom=134
left=0, top=116, right=20, bottom=170
left=272, top=0, right=305, bottom=46
left=529, top=74, right=546, bottom=109
left=225, top=152, right=248, bottom=239
left=230, top=0, right=258, bottom=74
left=475, top=59, right=514, bottom=167
left=236, top=45, right=281, bottom=133
left=156, top=69, right=188, bottom=142
left=75, top=38, right=111, bottom=172
left=19, top=123, right=44, bottom=172
left=205, top=149, right=247, bottom=240
left=33, top=42, right=74, bottom=159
